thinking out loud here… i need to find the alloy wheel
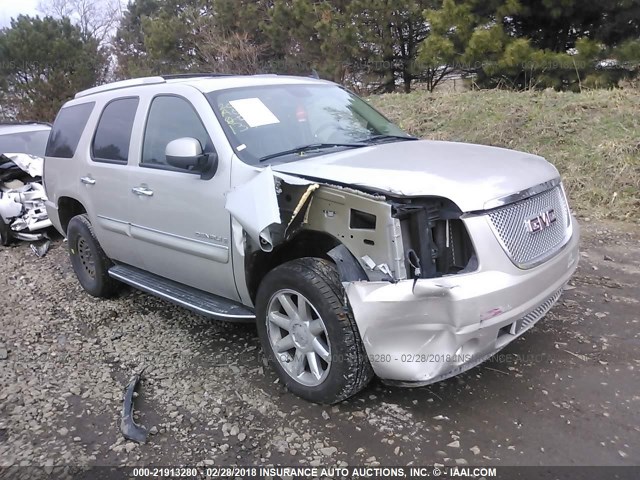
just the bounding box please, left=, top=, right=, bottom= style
left=266, top=289, right=331, bottom=386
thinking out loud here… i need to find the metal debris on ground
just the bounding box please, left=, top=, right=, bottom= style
left=30, top=238, right=51, bottom=258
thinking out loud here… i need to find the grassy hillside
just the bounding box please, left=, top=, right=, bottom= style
left=371, top=89, right=640, bottom=222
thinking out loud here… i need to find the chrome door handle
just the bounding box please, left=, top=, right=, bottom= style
left=80, top=176, right=96, bottom=185
left=132, top=186, right=154, bottom=197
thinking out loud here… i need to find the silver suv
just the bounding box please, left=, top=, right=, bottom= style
left=44, top=74, right=580, bottom=403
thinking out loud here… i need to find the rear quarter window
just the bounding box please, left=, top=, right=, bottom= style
left=46, top=102, right=95, bottom=158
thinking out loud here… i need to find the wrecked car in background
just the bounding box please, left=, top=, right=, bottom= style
left=0, top=123, right=53, bottom=253
left=43, top=75, right=580, bottom=404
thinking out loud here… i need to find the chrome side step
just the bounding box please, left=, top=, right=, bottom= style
left=109, top=264, right=255, bottom=322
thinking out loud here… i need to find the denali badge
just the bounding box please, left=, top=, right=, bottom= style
left=195, top=232, right=228, bottom=244
left=525, top=209, right=557, bottom=233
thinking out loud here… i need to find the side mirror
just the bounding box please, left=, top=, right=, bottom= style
left=165, top=137, right=218, bottom=179
left=198, top=152, right=218, bottom=180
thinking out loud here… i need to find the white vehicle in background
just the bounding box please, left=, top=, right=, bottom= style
left=0, top=123, right=53, bottom=248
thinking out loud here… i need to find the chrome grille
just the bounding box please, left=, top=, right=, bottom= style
left=487, top=185, right=571, bottom=268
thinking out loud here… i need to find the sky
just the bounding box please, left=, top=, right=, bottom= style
left=0, top=0, right=41, bottom=28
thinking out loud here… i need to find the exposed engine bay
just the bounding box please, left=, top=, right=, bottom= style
left=225, top=167, right=476, bottom=291
left=0, top=153, right=53, bottom=252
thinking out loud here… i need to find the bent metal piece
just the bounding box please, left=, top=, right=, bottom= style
left=121, top=370, right=148, bottom=444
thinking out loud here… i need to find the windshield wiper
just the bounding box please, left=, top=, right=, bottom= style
left=362, top=134, right=418, bottom=144
left=258, top=143, right=366, bottom=163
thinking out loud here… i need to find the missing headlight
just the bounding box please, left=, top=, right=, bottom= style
left=393, top=198, right=475, bottom=279
left=433, top=218, right=474, bottom=274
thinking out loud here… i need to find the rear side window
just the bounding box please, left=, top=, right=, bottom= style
left=46, top=102, right=95, bottom=158
left=92, top=97, right=139, bottom=163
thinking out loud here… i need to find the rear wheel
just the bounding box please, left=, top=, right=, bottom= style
left=256, top=257, right=373, bottom=403
left=67, top=214, right=121, bottom=297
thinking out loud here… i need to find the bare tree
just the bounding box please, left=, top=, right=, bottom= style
left=195, top=33, right=266, bottom=75
left=38, top=0, right=123, bottom=44
left=192, top=13, right=266, bottom=75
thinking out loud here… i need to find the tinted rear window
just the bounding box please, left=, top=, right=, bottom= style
left=46, top=102, right=95, bottom=158
left=92, top=97, right=139, bottom=163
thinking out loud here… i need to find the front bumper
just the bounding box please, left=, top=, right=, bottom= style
left=345, top=215, right=581, bottom=385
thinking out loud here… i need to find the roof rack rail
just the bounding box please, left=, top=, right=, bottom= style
left=75, top=76, right=166, bottom=99
left=74, top=72, right=281, bottom=100
left=161, top=73, right=234, bottom=80
left=74, top=73, right=240, bottom=99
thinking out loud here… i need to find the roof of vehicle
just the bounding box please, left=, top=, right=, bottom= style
left=0, top=123, right=51, bottom=135
left=74, top=74, right=333, bottom=99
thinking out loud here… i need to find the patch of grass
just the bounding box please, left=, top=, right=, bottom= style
left=370, top=89, right=640, bottom=222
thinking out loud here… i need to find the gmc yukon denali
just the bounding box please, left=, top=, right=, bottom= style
left=44, top=74, right=580, bottom=404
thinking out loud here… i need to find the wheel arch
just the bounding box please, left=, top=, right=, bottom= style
left=246, top=230, right=364, bottom=304
left=58, top=196, right=88, bottom=235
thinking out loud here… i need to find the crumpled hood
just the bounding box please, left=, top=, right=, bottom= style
left=272, top=140, right=560, bottom=212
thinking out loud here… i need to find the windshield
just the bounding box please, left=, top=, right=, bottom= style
left=206, top=84, right=412, bottom=165
left=0, top=129, right=51, bottom=157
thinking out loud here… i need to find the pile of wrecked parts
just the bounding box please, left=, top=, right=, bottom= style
left=0, top=153, right=52, bottom=256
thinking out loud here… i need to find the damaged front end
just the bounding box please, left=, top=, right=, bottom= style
left=225, top=166, right=580, bottom=387
left=225, top=166, right=477, bottom=286
left=0, top=153, right=52, bottom=248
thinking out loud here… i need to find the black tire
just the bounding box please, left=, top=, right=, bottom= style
left=67, top=214, right=120, bottom=298
left=0, top=216, right=12, bottom=246
left=256, top=257, right=373, bottom=404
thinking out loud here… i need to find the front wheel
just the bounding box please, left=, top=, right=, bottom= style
left=256, top=258, right=373, bottom=404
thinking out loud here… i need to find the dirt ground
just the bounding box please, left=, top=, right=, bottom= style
left=0, top=218, right=638, bottom=471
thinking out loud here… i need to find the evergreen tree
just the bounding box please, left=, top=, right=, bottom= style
left=0, top=15, right=105, bottom=121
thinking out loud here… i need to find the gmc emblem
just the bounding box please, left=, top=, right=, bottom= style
left=525, top=209, right=557, bottom=233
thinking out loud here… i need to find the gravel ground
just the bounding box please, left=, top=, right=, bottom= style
left=1, top=220, right=638, bottom=470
